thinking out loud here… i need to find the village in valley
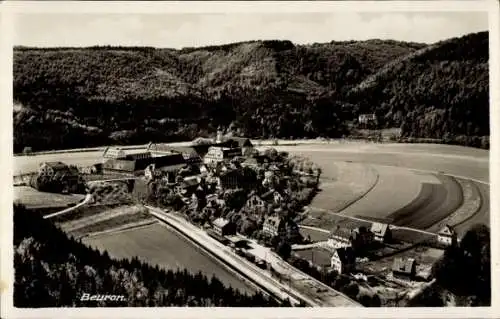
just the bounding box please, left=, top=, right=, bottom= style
left=13, top=126, right=461, bottom=307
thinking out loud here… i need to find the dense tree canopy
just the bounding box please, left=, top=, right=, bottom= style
left=13, top=32, right=488, bottom=152
left=431, top=223, right=491, bottom=306
left=13, top=204, right=284, bottom=307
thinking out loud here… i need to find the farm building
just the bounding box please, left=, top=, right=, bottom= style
left=330, top=247, right=356, bottom=275
left=102, top=159, right=136, bottom=175
left=212, top=217, right=237, bottom=237
left=147, top=143, right=207, bottom=163
left=437, top=225, right=457, bottom=247
left=102, top=147, right=127, bottom=159
left=204, top=146, right=242, bottom=165
left=35, top=162, right=83, bottom=193
left=104, top=152, right=186, bottom=176
left=370, top=222, right=392, bottom=243
left=392, top=257, right=416, bottom=280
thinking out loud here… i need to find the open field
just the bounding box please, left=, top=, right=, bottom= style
left=58, top=204, right=152, bottom=237
left=14, top=186, right=85, bottom=209
left=311, top=161, right=378, bottom=213
left=274, top=144, right=488, bottom=183
left=82, top=222, right=256, bottom=294
left=337, top=165, right=427, bottom=221
left=426, top=178, right=481, bottom=233
left=386, top=174, right=463, bottom=229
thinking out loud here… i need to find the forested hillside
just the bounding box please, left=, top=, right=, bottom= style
left=13, top=31, right=488, bottom=152
left=349, top=31, right=489, bottom=146
left=13, top=204, right=286, bottom=307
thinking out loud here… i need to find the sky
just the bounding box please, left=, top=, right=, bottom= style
left=13, top=12, right=488, bottom=48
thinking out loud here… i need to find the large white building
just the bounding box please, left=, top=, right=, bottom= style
left=203, top=146, right=242, bottom=165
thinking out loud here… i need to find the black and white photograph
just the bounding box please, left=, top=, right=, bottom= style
left=1, top=1, right=498, bottom=317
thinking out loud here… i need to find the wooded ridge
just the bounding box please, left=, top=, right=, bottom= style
left=13, top=31, right=489, bottom=151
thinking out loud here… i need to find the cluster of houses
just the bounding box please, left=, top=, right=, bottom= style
left=97, top=130, right=299, bottom=244
left=323, top=222, right=458, bottom=281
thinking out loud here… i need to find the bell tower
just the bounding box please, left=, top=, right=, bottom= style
left=216, top=126, right=224, bottom=143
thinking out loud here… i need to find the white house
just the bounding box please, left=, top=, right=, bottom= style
left=330, top=247, right=356, bottom=275
left=203, top=146, right=242, bottom=165
left=437, top=225, right=457, bottom=246
left=358, top=113, right=378, bottom=128
left=370, top=222, right=391, bottom=243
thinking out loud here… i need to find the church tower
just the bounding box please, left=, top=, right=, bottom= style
left=216, top=126, right=224, bottom=143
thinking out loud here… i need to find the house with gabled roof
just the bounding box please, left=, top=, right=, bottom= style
left=437, top=225, right=457, bottom=247
left=262, top=216, right=287, bottom=238
left=370, top=222, right=392, bottom=243
left=330, top=247, right=356, bottom=275
left=328, top=226, right=355, bottom=249
left=245, top=192, right=268, bottom=211
left=392, top=257, right=417, bottom=280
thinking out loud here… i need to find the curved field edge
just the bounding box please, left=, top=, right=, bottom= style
left=309, top=162, right=380, bottom=213
left=445, top=179, right=485, bottom=229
